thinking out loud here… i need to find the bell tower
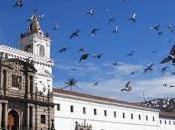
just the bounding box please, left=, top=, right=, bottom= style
left=20, top=14, right=51, bottom=59
left=19, top=14, right=53, bottom=97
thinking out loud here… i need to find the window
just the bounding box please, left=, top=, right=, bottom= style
left=104, top=110, right=107, bottom=117
left=153, top=116, right=155, bottom=122
left=160, top=120, right=162, bottom=124
left=131, top=113, right=133, bottom=119
left=12, top=75, right=22, bottom=89
left=83, top=107, right=86, bottom=114
left=57, top=104, right=60, bottom=111
left=173, top=121, right=175, bottom=125
left=41, top=115, right=46, bottom=124
left=123, top=113, right=125, bottom=118
left=114, top=111, right=116, bottom=118
left=138, top=115, right=141, bottom=120
left=70, top=105, right=74, bottom=113
left=146, top=115, right=148, bottom=121
left=39, top=45, right=45, bottom=57
left=169, top=121, right=171, bottom=125
left=94, top=109, right=97, bottom=115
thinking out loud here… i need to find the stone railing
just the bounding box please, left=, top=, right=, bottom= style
left=0, top=44, right=54, bottom=67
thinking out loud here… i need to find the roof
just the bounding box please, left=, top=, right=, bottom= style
left=160, top=112, right=175, bottom=119
left=53, top=88, right=159, bottom=112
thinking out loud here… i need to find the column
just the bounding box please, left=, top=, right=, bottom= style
left=0, top=103, right=2, bottom=129
left=26, top=104, right=30, bottom=129
left=2, top=103, right=8, bottom=130
left=0, top=70, right=4, bottom=95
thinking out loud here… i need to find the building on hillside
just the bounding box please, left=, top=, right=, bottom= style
left=0, top=14, right=175, bottom=130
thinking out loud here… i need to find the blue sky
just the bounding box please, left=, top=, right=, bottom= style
left=1, top=0, right=175, bottom=101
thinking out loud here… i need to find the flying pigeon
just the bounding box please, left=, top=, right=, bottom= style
left=144, top=63, right=154, bottom=73
left=93, top=54, right=103, bottom=60
left=78, top=48, right=85, bottom=53
left=79, top=53, right=90, bottom=63
left=121, top=81, right=132, bottom=92
left=128, top=12, right=137, bottom=23
left=69, top=29, right=80, bottom=39
left=161, top=66, right=169, bottom=74
left=93, top=81, right=100, bottom=87
left=108, top=17, right=117, bottom=24
left=53, top=24, right=60, bottom=30
left=167, top=24, right=175, bottom=33
left=150, top=24, right=160, bottom=31
left=13, top=0, right=23, bottom=7
left=59, top=47, right=69, bottom=53
left=127, top=50, right=135, bottom=56
left=86, top=8, right=95, bottom=16
left=112, top=26, right=119, bottom=34
left=91, top=28, right=99, bottom=37
left=160, top=44, right=175, bottom=64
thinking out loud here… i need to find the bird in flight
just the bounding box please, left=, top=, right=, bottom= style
left=93, top=54, right=103, bottom=60
left=144, top=63, right=154, bottom=73
left=112, top=62, right=120, bottom=67
left=163, top=83, right=168, bottom=87
left=169, top=85, right=175, bottom=88
left=127, top=50, right=135, bottom=56
left=112, top=26, right=119, bottom=34
left=13, top=0, right=23, bottom=7
left=53, top=24, right=60, bottom=31
left=121, top=81, right=132, bottom=92
left=86, top=8, right=95, bottom=16
left=128, top=12, right=137, bottom=23
left=161, top=66, right=169, bottom=74
left=59, top=47, right=69, bottom=53
left=167, top=24, right=175, bottom=33
left=130, top=71, right=136, bottom=75
left=150, top=24, right=160, bottom=31
left=157, top=31, right=163, bottom=35
left=69, top=29, right=80, bottom=40
left=79, top=53, right=90, bottom=63
left=108, top=17, right=117, bottom=24
left=78, top=48, right=85, bottom=53
left=160, top=44, right=175, bottom=64
left=91, top=28, right=99, bottom=37
left=93, top=81, right=100, bottom=87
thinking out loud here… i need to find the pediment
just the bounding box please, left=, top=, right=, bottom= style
left=0, top=58, right=37, bottom=73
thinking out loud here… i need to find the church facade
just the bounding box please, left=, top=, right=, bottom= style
left=0, top=15, right=54, bottom=130
left=0, top=14, right=175, bottom=130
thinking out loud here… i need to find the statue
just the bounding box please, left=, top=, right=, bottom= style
left=29, top=15, right=41, bottom=34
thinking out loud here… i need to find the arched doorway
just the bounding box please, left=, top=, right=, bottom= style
left=7, top=110, right=19, bottom=130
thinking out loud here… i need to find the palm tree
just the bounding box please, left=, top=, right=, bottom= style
left=61, top=78, right=78, bottom=91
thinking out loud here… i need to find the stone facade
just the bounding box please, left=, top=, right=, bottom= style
left=0, top=14, right=55, bottom=130
left=0, top=58, right=54, bottom=130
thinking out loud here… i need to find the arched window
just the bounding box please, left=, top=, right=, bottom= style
left=39, top=45, right=45, bottom=57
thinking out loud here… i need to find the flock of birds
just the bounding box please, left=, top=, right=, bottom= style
left=10, top=0, right=175, bottom=100
left=141, top=98, right=175, bottom=112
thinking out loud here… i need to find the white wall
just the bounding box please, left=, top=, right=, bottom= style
left=53, top=96, right=160, bottom=130
left=159, top=118, right=175, bottom=130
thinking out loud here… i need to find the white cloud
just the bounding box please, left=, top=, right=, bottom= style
left=54, top=61, right=175, bottom=102
left=72, top=75, right=175, bottom=102
left=116, top=62, right=144, bottom=75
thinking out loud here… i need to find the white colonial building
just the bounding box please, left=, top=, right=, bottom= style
left=0, top=14, right=175, bottom=130
left=52, top=89, right=175, bottom=130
